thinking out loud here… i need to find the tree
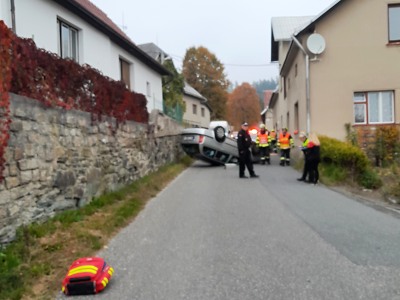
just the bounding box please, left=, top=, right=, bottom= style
left=161, top=59, right=185, bottom=122
left=162, top=59, right=185, bottom=110
left=252, top=78, right=279, bottom=107
left=182, top=46, right=229, bottom=120
left=226, top=83, right=261, bottom=130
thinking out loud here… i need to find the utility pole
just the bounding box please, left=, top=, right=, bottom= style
left=10, top=0, right=16, bottom=33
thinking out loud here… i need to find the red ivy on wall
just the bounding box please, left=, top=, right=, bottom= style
left=0, top=21, right=12, bottom=182
left=0, top=21, right=150, bottom=182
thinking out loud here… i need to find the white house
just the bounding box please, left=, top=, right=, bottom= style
left=0, top=0, right=169, bottom=113
left=183, top=81, right=212, bottom=128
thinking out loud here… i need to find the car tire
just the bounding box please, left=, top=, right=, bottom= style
left=214, top=126, right=226, bottom=143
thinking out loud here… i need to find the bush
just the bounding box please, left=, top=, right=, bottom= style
left=368, top=126, right=400, bottom=167
left=319, top=135, right=381, bottom=189
left=319, top=135, right=369, bottom=175
left=357, top=168, right=382, bottom=189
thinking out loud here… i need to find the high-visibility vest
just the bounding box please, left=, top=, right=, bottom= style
left=270, top=131, right=277, bottom=140
left=302, top=138, right=309, bottom=148
left=256, top=133, right=270, bottom=147
left=278, top=133, right=292, bottom=149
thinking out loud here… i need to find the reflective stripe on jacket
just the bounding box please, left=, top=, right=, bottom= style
left=256, top=133, right=270, bottom=147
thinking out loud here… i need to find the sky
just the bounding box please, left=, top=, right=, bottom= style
left=90, top=0, right=337, bottom=84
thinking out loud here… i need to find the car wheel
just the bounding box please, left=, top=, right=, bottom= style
left=214, top=126, right=226, bottom=143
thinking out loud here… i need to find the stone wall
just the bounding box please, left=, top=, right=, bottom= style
left=0, top=94, right=184, bottom=244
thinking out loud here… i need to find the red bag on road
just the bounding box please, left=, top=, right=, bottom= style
left=62, top=257, right=114, bottom=295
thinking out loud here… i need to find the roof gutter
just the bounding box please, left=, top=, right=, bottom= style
left=291, top=35, right=310, bottom=135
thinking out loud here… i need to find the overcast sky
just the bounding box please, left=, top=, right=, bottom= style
left=90, top=0, right=337, bottom=84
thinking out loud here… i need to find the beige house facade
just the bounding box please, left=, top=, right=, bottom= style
left=269, top=0, right=400, bottom=143
left=182, top=82, right=212, bottom=128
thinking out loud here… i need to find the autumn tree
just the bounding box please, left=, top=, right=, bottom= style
left=226, top=83, right=261, bottom=130
left=182, top=46, right=229, bottom=120
left=162, top=58, right=185, bottom=112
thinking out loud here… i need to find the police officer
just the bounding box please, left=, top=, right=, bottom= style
left=237, top=122, right=259, bottom=178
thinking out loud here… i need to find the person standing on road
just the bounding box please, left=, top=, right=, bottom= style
left=308, top=132, right=321, bottom=184
left=297, top=131, right=320, bottom=184
left=277, top=127, right=294, bottom=166
left=237, top=122, right=259, bottom=178
left=255, top=124, right=271, bottom=165
left=297, top=131, right=311, bottom=181
left=269, top=129, right=277, bottom=153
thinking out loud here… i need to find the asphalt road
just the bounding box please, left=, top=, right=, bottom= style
left=56, top=154, right=400, bottom=300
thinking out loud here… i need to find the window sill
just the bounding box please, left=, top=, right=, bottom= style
left=353, top=123, right=396, bottom=127
left=387, top=42, right=400, bottom=46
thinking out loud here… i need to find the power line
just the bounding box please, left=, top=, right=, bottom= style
left=169, top=53, right=278, bottom=68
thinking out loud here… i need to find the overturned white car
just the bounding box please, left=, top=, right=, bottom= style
left=180, top=121, right=239, bottom=165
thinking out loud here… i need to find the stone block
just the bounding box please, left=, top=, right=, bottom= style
left=5, top=177, right=20, bottom=189
left=18, top=159, right=39, bottom=171
left=14, top=147, right=24, bottom=160
left=0, top=191, right=11, bottom=205
left=9, top=121, right=23, bottom=132
left=54, top=171, right=76, bottom=190
left=52, top=196, right=76, bottom=211
left=8, top=163, right=18, bottom=176
left=20, top=170, right=32, bottom=184
left=32, top=169, right=40, bottom=182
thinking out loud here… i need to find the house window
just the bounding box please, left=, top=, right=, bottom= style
left=353, top=93, right=366, bottom=124
left=120, top=58, right=131, bottom=89
left=201, top=107, right=205, bottom=117
left=389, top=5, right=400, bottom=43
left=353, top=91, right=394, bottom=125
left=192, top=104, right=197, bottom=115
left=146, top=81, right=151, bottom=96
left=295, top=64, right=298, bottom=77
left=59, top=20, right=78, bottom=61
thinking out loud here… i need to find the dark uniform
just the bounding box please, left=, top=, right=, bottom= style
left=237, top=123, right=258, bottom=178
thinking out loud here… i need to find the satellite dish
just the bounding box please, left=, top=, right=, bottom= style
left=307, top=33, right=326, bottom=55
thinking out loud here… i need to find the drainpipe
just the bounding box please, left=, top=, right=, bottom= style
left=292, top=35, right=310, bottom=134
left=10, top=0, right=16, bottom=33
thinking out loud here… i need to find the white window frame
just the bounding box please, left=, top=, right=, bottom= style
left=353, top=91, right=394, bottom=125
left=389, top=5, right=400, bottom=43
left=353, top=92, right=367, bottom=125
left=58, top=19, right=79, bottom=62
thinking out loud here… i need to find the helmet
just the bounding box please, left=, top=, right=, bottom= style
left=259, top=124, right=266, bottom=129
left=271, top=129, right=275, bottom=132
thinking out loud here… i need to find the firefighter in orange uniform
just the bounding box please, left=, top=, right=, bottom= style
left=277, top=127, right=294, bottom=166
left=269, top=129, right=277, bottom=153
left=255, top=124, right=271, bottom=165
